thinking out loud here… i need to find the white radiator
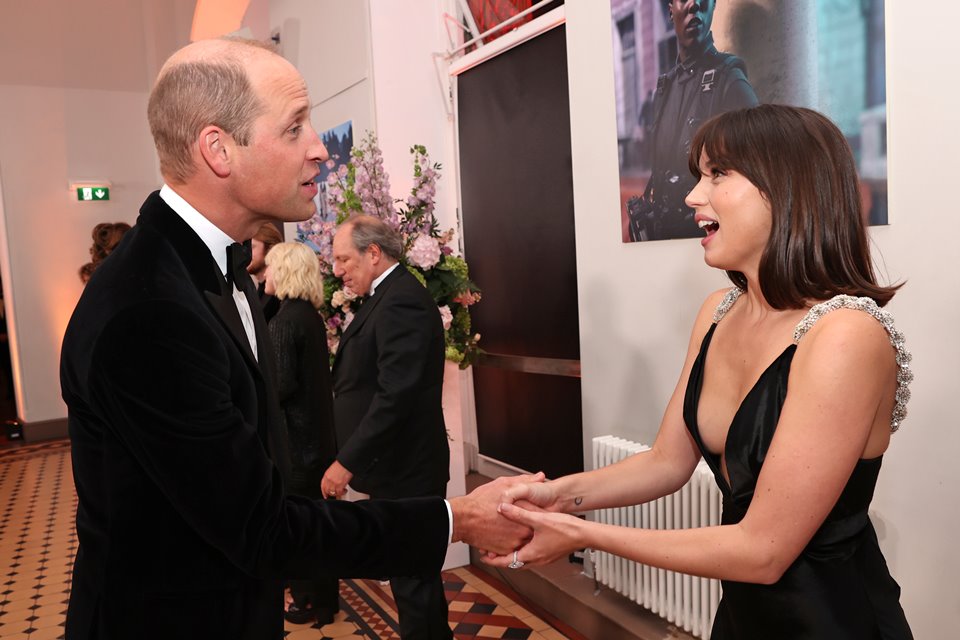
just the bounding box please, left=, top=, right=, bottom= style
left=591, top=435, right=723, bottom=640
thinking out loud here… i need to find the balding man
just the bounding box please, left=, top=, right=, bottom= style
left=60, top=38, right=535, bottom=640
left=324, top=216, right=452, bottom=639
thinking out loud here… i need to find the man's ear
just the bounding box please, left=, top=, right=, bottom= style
left=197, top=125, right=232, bottom=178
left=367, top=243, right=383, bottom=264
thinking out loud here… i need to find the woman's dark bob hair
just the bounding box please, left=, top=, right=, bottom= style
left=688, top=104, right=900, bottom=309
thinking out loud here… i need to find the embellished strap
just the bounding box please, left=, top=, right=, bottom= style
left=793, top=295, right=913, bottom=432
left=712, top=287, right=744, bottom=323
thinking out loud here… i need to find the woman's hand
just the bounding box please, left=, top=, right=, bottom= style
left=481, top=502, right=586, bottom=569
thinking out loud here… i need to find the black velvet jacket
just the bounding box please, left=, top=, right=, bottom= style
left=333, top=266, right=450, bottom=499
left=60, top=192, right=448, bottom=640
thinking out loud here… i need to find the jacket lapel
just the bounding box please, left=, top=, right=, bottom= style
left=136, top=192, right=291, bottom=478
left=335, top=265, right=405, bottom=359
left=138, top=192, right=261, bottom=370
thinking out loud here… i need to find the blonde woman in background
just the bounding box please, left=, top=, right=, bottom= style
left=264, top=242, right=339, bottom=625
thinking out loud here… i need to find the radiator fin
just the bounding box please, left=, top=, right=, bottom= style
left=591, top=435, right=723, bottom=640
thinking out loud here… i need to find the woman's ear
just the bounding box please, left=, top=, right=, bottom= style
left=197, top=125, right=232, bottom=178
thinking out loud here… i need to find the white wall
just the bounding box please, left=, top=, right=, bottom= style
left=270, top=0, right=377, bottom=241
left=270, top=0, right=459, bottom=239
left=368, top=1, right=460, bottom=237
left=270, top=0, right=375, bottom=131
left=567, top=1, right=959, bottom=637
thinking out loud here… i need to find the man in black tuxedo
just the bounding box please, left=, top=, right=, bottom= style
left=60, top=37, right=534, bottom=640
left=322, top=216, right=451, bottom=639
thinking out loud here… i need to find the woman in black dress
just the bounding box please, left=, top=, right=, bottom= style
left=486, top=105, right=913, bottom=638
left=264, top=242, right=339, bottom=626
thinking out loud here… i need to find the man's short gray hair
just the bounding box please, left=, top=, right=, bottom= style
left=347, top=215, right=404, bottom=262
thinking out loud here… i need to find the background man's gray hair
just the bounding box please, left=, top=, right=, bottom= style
left=348, top=216, right=404, bottom=261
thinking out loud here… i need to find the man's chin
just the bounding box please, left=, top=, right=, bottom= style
left=275, top=203, right=318, bottom=223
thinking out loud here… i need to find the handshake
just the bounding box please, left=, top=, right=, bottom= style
left=448, top=473, right=585, bottom=570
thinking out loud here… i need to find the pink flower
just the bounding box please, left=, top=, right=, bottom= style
left=408, top=234, right=441, bottom=269
left=438, top=305, right=453, bottom=331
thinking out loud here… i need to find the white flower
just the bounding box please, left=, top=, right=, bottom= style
left=438, top=305, right=453, bottom=331
left=408, top=234, right=442, bottom=269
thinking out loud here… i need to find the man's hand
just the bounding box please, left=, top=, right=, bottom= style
left=321, top=460, right=353, bottom=499
left=448, top=473, right=545, bottom=556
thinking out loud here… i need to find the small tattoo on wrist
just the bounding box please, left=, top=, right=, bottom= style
left=574, top=496, right=583, bottom=507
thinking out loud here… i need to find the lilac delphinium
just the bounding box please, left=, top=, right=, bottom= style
left=353, top=133, right=397, bottom=226
left=406, top=145, right=439, bottom=220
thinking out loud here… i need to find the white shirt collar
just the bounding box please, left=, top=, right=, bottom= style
left=159, top=184, right=235, bottom=277
left=370, top=262, right=400, bottom=296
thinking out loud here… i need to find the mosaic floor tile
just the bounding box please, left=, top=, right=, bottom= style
left=0, top=441, right=580, bottom=639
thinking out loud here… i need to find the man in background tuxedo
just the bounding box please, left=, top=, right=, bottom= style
left=323, top=216, right=451, bottom=639
left=60, top=37, right=534, bottom=640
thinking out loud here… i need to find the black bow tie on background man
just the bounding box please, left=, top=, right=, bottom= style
left=225, top=241, right=252, bottom=289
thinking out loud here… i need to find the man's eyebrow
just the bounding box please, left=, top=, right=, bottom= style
left=287, top=104, right=309, bottom=122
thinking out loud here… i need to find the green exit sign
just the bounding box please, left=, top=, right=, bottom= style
left=77, top=186, right=110, bottom=201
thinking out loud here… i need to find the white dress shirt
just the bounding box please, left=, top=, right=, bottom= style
left=370, top=262, right=400, bottom=296
left=159, top=185, right=258, bottom=360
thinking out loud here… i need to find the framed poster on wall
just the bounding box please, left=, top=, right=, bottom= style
left=611, top=0, right=887, bottom=242
left=296, top=120, right=353, bottom=254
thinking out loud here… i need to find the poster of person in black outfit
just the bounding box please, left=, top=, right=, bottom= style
left=612, top=0, right=889, bottom=242
left=627, top=0, right=757, bottom=241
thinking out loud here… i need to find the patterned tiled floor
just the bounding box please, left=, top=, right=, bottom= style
left=0, top=441, right=579, bottom=640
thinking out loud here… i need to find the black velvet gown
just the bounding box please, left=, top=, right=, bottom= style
left=682, top=293, right=913, bottom=639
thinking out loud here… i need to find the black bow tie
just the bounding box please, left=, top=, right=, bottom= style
left=225, top=241, right=252, bottom=288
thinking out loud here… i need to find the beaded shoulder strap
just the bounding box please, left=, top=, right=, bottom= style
left=793, top=295, right=913, bottom=432
left=712, top=287, right=744, bottom=323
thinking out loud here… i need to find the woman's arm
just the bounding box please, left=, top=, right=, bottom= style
left=505, top=289, right=729, bottom=514
left=493, top=308, right=897, bottom=584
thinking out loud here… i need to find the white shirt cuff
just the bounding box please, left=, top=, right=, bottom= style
left=443, top=499, right=453, bottom=545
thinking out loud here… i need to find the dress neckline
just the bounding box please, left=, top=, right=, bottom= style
left=690, top=322, right=796, bottom=493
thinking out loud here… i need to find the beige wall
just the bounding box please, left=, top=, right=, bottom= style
left=0, top=0, right=269, bottom=425
left=0, top=86, right=158, bottom=422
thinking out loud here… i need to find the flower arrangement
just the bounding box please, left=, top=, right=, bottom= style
left=297, top=131, right=482, bottom=367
